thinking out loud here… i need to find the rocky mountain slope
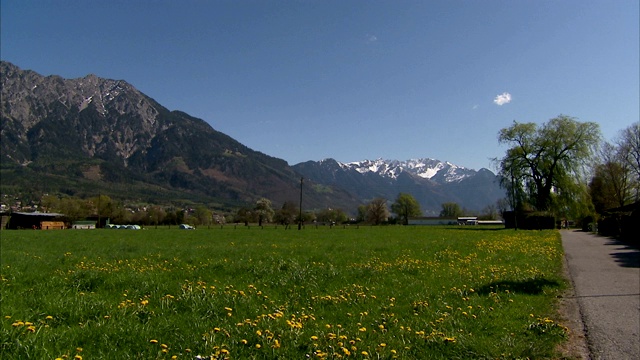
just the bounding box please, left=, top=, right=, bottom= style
left=0, top=61, right=357, bottom=210
left=1, top=61, right=503, bottom=215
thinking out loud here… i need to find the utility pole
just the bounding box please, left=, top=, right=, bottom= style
left=298, top=177, right=303, bottom=230
left=97, top=194, right=101, bottom=229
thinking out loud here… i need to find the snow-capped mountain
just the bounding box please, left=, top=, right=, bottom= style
left=292, top=158, right=505, bottom=214
left=341, top=158, right=478, bottom=184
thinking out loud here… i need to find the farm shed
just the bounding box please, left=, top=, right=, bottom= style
left=458, top=217, right=478, bottom=225
left=6, top=211, right=65, bottom=230
left=41, top=221, right=66, bottom=230
left=408, top=217, right=457, bottom=225
left=72, top=221, right=96, bottom=229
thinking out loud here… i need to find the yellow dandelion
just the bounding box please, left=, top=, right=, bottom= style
left=255, top=344, right=262, bottom=349
left=311, top=335, right=319, bottom=341
left=224, top=307, right=233, bottom=312
left=361, top=351, right=369, bottom=356
left=161, top=344, right=168, bottom=349
left=74, top=355, right=83, bottom=360
left=46, top=315, right=53, bottom=320
left=241, top=339, right=248, bottom=345
left=150, top=339, right=158, bottom=344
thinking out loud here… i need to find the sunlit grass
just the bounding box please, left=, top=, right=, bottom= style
left=1, top=226, right=568, bottom=359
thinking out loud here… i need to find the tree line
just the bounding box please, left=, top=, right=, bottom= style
left=15, top=116, right=638, bottom=231
left=33, top=191, right=465, bottom=228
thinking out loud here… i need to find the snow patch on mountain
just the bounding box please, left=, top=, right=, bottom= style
left=338, top=158, right=476, bottom=183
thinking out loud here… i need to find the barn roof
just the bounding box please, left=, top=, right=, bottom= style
left=13, top=211, right=64, bottom=217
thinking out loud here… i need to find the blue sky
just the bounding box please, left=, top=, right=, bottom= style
left=2, top=0, right=638, bottom=171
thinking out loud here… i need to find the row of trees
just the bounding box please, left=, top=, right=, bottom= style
left=37, top=116, right=638, bottom=230
left=36, top=191, right=458, bottom=228
left=236, top=195, right=422, bottom=227
left=496, top=115, right=639, bottom=229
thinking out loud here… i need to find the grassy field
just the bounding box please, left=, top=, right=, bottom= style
left=0, top=226, right=569, bottom=359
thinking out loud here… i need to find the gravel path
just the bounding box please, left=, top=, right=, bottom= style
left=561, top=230, right=640, bottom=359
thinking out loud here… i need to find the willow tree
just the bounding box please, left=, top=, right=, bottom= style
left=391, top=193, right=422, bottom=225
left=497, top=115, right=600, bottom=213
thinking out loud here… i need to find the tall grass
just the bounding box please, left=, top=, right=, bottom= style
left=1, top=226, right=568, bottom=359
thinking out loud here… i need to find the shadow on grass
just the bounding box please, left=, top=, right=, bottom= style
left=476, top=278, right=561, bottom=295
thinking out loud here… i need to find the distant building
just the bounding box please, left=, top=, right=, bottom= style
left=41, top=221, right=66, bottom=230
left=72, top=221, right=97, bottom=230
left=408, top=217, right=457, bottom=225
left=457, top=217, right=478, bottom=225
left=6, top=211, right=65, bottom=229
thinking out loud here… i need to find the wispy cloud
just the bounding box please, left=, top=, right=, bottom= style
left=493, top=92, right=512, bottom=106
left=366, top=34, right=378, bottom=43
left=472, top=104, right=479, bottom=110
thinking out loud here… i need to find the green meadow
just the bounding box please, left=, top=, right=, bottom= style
left=1, top=226, right=569, bottom=359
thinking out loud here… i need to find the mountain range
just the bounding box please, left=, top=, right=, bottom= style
left=1, top=61, right=504, bottom=215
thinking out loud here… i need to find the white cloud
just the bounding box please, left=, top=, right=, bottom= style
left=493, top=92, right=512, bottom=106
left=472, top=104, right=479, bottom=110
left=366, top=34, right=378, bottom=43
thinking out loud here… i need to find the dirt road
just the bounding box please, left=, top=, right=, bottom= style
left=561, top=230, right=640, bottom=359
